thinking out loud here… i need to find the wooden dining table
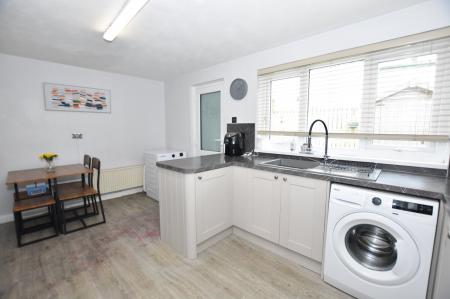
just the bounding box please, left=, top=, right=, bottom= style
left=6, top=164, right=93, bottom=232
left=6, top=164, right=92, bottom=188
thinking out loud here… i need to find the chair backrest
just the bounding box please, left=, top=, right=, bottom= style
left=91, top=157, right=101, bottom=192
left=83, top=154, right=91, bottom=168
left=83, top=154, right=91, bottom=185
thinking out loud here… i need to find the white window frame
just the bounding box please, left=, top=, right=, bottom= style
left=256, top=29, right=450, bottom=168
left=363, top=52, right=439, bottom=153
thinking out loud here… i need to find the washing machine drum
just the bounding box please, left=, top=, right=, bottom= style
left=333, top=212, right=420, bottom=285
left=346, top=224, right=398, bottom=271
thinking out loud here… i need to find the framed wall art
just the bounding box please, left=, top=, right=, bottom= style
left=43, top=83, right=111, bottom=113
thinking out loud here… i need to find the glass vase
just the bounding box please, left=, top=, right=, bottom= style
left=46, top=160, right=55, bottom=172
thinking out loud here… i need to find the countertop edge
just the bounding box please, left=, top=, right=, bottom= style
left=156, top=157, right=448, bottom=202
left=156, top=161, right=232, bottom=173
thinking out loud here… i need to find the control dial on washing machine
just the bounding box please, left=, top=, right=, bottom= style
left=372, top=197, right=382, bottom=206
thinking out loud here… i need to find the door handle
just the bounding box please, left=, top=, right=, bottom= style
left=274, top=175, right=278, bottom=180
left=283, top=177, right=287, bottom=182
left=198, top=176, right=202, bottom=180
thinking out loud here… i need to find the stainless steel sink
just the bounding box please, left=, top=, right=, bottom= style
left=260, top=158, right=321, bottom=169
left=260, top=158, right=381, bottom=181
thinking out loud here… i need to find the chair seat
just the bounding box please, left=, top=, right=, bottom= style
left=57, top=182, right=97, bottom=201
left=13, top=196, right=55, bottom=212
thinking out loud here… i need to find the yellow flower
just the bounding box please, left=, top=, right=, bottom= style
left=39, top=152, right=58, bottom=161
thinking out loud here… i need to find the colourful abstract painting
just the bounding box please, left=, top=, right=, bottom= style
left=43, top=83, right=111, bottom=113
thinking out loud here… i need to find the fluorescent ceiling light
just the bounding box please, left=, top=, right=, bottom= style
left=103, top=0, right=149, bottom=42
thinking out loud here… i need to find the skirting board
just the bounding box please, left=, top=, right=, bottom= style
left=232, top=227, right=322, bottom=274
left=0, top=187, right=143, bottom=224
left=197, top=227, right=233, bottom=254
left=101, top=187, right=143, bottom=200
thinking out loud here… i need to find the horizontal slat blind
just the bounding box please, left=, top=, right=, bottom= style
left=257, top=68, right=304, bottom=131
left=257, top=36, right=450, bottom=141
left=257, top=131, right=449, bottom=141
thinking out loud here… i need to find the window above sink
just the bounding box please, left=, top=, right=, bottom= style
left=256, top=36, right=450, bottom=169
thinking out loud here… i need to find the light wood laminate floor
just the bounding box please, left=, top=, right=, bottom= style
left=0, top=193, right=350, bottom=299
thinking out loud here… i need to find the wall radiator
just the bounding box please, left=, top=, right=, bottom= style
left=94, top=164, right=144, bottom=194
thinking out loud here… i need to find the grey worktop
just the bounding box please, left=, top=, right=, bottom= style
left=156, top=154, right=450, bottom=202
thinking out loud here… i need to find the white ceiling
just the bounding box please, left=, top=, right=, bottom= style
left=0, top=0, right=426, bottom=80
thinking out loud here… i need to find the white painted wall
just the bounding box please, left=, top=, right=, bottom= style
left=0, top=53, right=165, bottom=220
left=164, top=0, right=450, bottom=156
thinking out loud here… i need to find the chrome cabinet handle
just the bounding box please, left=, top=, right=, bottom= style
left=274, top=175, right=278, bottom=180
left=198, top=176, right=202, bottom=180
left=283, top=177, right=287, bottom=182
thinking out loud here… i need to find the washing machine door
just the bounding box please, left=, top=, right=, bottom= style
left=333, top=212, right=420, bottom=285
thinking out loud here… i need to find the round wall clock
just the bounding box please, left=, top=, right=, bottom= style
left=230, top=78, right=248, bottom=100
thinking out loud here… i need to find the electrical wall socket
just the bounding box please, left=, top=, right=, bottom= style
left=72, top=133, right=83, bottom=139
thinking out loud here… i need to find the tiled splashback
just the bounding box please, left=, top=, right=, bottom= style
left=227, top=123, right=255, bottom=153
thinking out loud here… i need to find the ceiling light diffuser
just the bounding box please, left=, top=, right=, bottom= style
left=103, top=0, right=149, bottom=42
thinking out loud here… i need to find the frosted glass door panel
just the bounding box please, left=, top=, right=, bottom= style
left=200, top=91, right=221, bottom=152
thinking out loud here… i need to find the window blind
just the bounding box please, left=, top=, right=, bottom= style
left=257, top=36, right=450, bottom=141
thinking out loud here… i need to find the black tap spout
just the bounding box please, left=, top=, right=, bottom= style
left=307, top=119, right=329, bottom=163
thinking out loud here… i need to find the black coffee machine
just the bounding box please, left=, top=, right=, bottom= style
left=224, top=132, right=245, bottom=156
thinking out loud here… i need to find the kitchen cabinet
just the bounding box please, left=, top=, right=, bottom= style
left=233, top=168, right=328, bottom=261
left=195, top=167, right=233, bottom=244
left=279, top=174, right=328, bottom=262
left=248, top=170, right=281, bottom=243
left=159, top=165, right=328, bottom=260
left=433, top=208, right=450, bottom=299
left=232, top=167, right=251, bottom=230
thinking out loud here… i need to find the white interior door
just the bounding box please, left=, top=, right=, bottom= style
left=193, top=81, right=224, bottom=156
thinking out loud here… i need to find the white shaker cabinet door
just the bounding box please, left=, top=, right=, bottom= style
left=232, top=167, right=251, bottom=231
left=248, top=170, right=281, bottom=243
left=279, top=175, right=328, bottom=262
left=195, top=167, right=233, bottom=244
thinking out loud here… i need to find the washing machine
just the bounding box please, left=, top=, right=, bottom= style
left=324, top=184, right=439, bottom=299
left=144, top=149, right=187, bottom=201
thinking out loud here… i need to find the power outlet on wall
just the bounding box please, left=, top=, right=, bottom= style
left=72, top=133, right=83, bottom=139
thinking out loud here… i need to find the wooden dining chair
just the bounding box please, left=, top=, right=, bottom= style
left=57, top=157, right=106, bottom=234
left=13, top=180, right=59, bottom=247
left=57, top=154, right=92, bottom=213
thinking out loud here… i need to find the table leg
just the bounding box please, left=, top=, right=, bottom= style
left=81, top=174, right=88, bottom=214
left=52, top=178, right=63, bottom=233
left=13, top=183, right=19, bottom=200
left=47, top=179, right=52, bottom=195
left=13, top=183, right=21, bottom=246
